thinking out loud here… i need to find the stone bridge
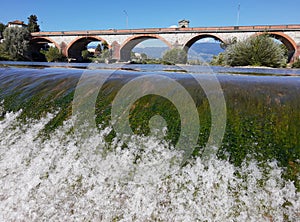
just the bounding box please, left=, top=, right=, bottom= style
left=31, top=24, right=300, bottom=62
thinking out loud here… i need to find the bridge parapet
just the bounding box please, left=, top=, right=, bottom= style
left=31, top=24, right=300, bottom=37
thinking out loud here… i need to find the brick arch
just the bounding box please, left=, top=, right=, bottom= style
left=29, top=37, right=61, bottom=61
left=183, top=34, right=225, bottom=51
left=30, top=36, right=60, bottom=49
left=255, top=32, right=297, bottom=51
left=255, top=32, right=297, bottom=62
left=119, top=34, right=172, bottom=61
left=66, top=36, right=110, bottom=61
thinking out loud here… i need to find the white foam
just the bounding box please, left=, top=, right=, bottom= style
left=0, top=111, right=298, bottom=221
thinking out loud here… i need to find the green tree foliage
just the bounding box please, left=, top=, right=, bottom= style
left=223, top=35, right=287, bottom=68
left=41, top=47, right=65, bottom=62
left=130, top=52, right=148, bottom=62
left=101, top=41, right=109, bottom=51
left=0, top=23, right=7, bottom=60
left=101, top=49, right=111, bottom=59
left=2, top=27, right=31, bottom=60
left=27, top=15, right=40, bottom=32
left=292, top=58, right=300, bottom=68
left=220, top=37, right=237, bottom=50
left=162, top=48, right=187, bottom=64
left=95, top=44, right=102, bottom=55
left=140, top=53, right=147, bottom=60
left=0, top=22, right=6, bottom=39
left=130, top=51, right=137, bottom=60
left=81, top=49, right=92, bottom=61
left=88, top=48, right=111, bottom=63
left=0, top=44, right=10, bottom=61
left=210, top=53, right=225, bottom=66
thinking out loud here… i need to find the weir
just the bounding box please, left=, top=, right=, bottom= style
left=0, top=63, right=299, bottom=220
left=0, top=63, right=299, bottom=168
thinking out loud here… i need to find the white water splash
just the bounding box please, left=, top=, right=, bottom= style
left=0, top=112, right=299, bottom=221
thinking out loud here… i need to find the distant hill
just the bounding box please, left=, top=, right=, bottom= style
left=189, top=42, right=224, bottom=61
left=133, top=47, right=168, bottom=59
left=133, top=42, right=224, bottom=61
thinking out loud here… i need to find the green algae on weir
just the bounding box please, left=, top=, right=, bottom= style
left=0, top=65, right=299, bottom=190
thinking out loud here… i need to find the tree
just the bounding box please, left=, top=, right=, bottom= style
left=140, top=53, right=148, bottom=60
left=41, top=47, right=65, bottom=62
left=130, top=51, right=137, bottom=60
left=102, top=40, right=109, bottom=51
left=101, top=49, right=111, bottom=59
left=95, top=44, right=102, bottom=55
left=27, top=14, right=40, bottom=32
left=2, top=27, right=31, bottom=60
left=0, top=23, right=6, bottom=39
left=292, top=58, right=300, bottom=68
left=223, top=35, right=287, bottom=68
left=0, top=44, right=10, bottom=61
left=210, top=53, right=225, bottom=66
left=162, top=48, right=187, bottom=64
left=81, top=49, right=92, bottom=61
left=220, top=37, right=237, bottom=50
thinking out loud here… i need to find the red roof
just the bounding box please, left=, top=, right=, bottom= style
left=8, top=20, right=27, bottom=26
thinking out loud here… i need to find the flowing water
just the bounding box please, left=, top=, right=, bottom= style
left=0, top=62, right=299, bottom=221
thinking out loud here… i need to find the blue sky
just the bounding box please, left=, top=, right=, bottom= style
left=0, top=0, right=299, bottom=31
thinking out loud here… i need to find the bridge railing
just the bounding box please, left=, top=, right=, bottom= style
left=31, top=24, right=300, bottom=36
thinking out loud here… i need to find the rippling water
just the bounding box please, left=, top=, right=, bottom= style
left=0, top=62, right=299, bottom=221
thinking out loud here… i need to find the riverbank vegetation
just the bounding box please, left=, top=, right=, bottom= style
left=211, top=35, right=288, bottom=68
left=0, top=45, right=10, bottom=61
left=292, top=58, right=300, bottom=68
left=130, top=48, right=188, bottom=65
left=41, top=47, right=66, bottom=62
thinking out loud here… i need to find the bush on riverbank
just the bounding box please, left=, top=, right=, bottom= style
left=292, top=58, right=300, bottom=68
left=211, top=35, right=287, bottom=68
left=210, top=53, right=225, bottom=66
left=162, top=48, right=187, bottom=64
left=129, top=58, right=173, bottom=65
left=0, top=44, right=10, bottom=61
left=41, top=47, right=66, bottom=62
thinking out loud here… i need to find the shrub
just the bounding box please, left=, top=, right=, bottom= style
left=292, top=58, right=300, bottom=68
left=162, top=48, right=187, bottom=64
left=210, top=53, right=225, bottom=66
left=223, top=35, right=287, bottom=68
left=81, top=50, right=92, bottom=62
left=41, top=47, right=65, bottom=62
left=0, top=44, right=10, bottom=61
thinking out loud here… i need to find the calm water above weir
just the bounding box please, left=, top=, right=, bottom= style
left=0, top=61, right=299, bottom=221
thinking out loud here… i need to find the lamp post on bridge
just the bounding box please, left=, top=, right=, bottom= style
left=236, top=4, right=240, bottom=26
left=123, top=10, right=129, bottom=29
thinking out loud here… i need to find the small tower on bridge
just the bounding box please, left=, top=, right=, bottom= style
left=178, top=19, right=190, bottom=28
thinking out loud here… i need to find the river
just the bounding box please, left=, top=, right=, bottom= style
left=0, top=61, right=299, bottom=221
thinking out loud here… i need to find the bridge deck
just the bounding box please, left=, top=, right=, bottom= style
left=32, top=24, right=300, bottom=36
